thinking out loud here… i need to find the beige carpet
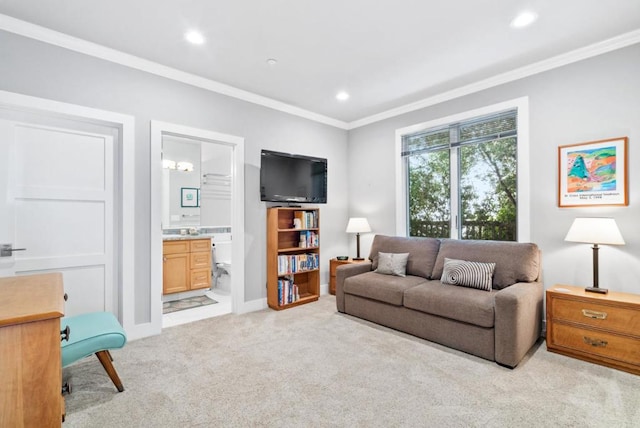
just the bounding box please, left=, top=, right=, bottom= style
left=63, top=295, right=640, bottom=427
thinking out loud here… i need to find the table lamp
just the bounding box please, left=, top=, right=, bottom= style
left=564, top=217, right=625, bottom=294
left=346, top=217, right=371, bottom=260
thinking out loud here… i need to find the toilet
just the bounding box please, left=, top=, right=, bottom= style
left=212, top=237, right=232, bottom=293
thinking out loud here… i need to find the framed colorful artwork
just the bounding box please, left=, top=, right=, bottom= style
left=558, top=137, right=628, bottom=207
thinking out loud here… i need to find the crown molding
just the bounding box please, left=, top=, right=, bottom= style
left=2, top=14, right=638, bottom=132
left=347, top=29, right=640, bottom=129
left=0, top=14, right=349, bottom=130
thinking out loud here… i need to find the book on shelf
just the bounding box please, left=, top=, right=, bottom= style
left=277, top=253, right=320, bottom=275
left=293, top=210, right=318, bottom=229
left=277, top=276, right=300, bottom=306
left=299, top=231, right=318, bottom=248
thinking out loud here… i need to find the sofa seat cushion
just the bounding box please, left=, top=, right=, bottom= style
left=403, top=281, right=496, bottom=328
left=343, top=271, right=427, bottom=306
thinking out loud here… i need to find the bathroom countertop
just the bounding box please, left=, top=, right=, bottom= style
left=162, top=234, right=215, bottom=241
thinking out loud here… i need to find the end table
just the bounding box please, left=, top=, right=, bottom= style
left=329, top=257, right=367, bottom=295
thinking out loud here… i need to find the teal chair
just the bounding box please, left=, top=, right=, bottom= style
left=61, top=312, right=127, bottom=392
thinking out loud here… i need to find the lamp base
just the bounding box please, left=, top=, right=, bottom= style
left=352, top=257, right=365, bottom=261
left=585, top=287, right=608, bottom=294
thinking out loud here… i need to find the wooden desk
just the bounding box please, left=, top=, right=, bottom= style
left=0, top=273, right=65, bottom=427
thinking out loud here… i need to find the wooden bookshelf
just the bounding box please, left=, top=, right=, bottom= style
left=267, top=207, right=320, bottom=310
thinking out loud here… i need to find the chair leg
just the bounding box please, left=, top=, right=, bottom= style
left=95, top=350, right=125, bottom=392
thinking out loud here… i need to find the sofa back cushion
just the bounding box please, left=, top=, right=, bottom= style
left=431, top=239, right=540, bottom=289
left=369, top=235, right=440, bottom=279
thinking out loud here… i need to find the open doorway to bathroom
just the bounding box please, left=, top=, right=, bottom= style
left=161, top=135, right=233, bottom=327
left=150, top=121, right=245, bottom=334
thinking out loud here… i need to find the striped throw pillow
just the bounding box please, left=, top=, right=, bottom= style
left=441, top=258, right=496, bottom=291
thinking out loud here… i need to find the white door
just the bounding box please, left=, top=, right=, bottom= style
left=0, top=116, right=115, bottom=316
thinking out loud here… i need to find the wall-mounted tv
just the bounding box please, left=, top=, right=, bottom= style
left=260, top=149, right=327, bottom=204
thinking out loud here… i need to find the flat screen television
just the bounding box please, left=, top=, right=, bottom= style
left=260, top=149, right=327, bottom=203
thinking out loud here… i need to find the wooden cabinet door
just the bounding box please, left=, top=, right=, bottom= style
left=163, top=253, right=189, bottom=294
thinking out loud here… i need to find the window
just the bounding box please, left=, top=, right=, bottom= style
left=397, top=100, right=529, bottom=242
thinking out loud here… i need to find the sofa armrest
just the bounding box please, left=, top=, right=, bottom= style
left=494, top=281, right=543, bottom=368
left=336, top=261, right=372, bottom=312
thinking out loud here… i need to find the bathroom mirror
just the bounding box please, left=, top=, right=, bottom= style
left=162, top=135, right=232, bottom=229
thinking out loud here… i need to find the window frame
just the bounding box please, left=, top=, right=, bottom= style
left=395, top=97, right=530, bottom=242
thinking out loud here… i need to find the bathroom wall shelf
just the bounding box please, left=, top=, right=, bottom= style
left=266, top=207, right=320, bottom=310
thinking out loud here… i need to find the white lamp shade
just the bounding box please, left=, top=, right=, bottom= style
left=346, top=217, right=371, bottom=234
left=565, top=217, right=625, bottom=245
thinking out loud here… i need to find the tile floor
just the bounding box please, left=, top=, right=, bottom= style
left=162, top=289, right=232, bottom=329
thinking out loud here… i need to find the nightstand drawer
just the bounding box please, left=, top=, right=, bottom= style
left=550, top=323, right=640, bottom=366
left=550, top=298, right=640, bottom=336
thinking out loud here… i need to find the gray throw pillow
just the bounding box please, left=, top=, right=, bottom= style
left=375, top=252, right=410, bottom=277
left=441, top=258, right=495, bottom=291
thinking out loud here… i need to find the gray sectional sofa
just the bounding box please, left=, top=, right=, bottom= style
left=336, top=235, right=543, bottom=368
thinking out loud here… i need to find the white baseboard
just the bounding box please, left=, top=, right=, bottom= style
left=240, top=284, right=329, bottom=315
left=239, top=297, right=268, bottom=314
left=320, top=282, right=329, bottom=296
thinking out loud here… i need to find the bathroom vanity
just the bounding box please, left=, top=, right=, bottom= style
left=162, top=237, right=211, bottom=295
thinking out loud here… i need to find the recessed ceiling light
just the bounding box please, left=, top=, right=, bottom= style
left=185, top=30, right=205, bottom=45
left=510, top=11, right=537, bottom=28
left=511, top=11, right=537, bottom=28
left=336, top=91, right=350, bottom=101
left=266, top=58, right=278, bottom=66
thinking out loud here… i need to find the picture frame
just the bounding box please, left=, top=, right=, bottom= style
left=181, top=187, right=200, bottom=207
left=558, top=137, right=628, bottom=207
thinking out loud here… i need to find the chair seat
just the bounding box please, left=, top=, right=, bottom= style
left=61, top=312, right=126, bottom=367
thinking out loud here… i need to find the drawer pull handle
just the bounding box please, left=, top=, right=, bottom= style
left=583, top=336, right=608, bottom=347
left=582, top=309, right=607, bottom=320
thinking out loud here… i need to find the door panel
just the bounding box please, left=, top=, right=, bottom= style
left=15, top=125, right=107, bottom=191
left=0, top=118, right=114, bottom=316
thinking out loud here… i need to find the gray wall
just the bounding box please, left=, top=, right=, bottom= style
left=347, top=44, right=640, bottom=294
left=0, top=31, right=350, bottom=323
left=3, top=27, right=638, bottom=321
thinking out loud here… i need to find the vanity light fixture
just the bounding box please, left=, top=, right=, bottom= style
left=177, top=161, right=194, bottom=172
left=162, top=159, right=176, bottom=170
left=184, top=30, right=205, bottom=45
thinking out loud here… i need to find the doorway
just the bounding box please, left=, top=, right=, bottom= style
left=150, top=121, right=245, bottom=333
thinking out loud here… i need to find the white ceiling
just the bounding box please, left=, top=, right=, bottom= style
left=1, top=1, right=639, bottom=127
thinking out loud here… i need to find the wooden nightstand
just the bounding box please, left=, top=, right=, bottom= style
left=329, top=258, right=367, bottom=295
left=546, top=284, right=640, bottom=375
